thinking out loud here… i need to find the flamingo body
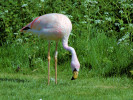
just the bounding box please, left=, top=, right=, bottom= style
left=21, top=13, right=72, bottom=41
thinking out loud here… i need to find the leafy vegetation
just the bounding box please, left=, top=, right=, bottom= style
left=0, top=0, right=132, bottom=76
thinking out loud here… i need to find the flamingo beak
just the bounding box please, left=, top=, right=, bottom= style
left=71, top=70, right=78, bottom=80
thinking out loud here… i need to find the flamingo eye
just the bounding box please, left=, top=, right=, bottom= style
left=23, top=27, right=31, bottom=30
left=73, top=68, right=77, bottom=72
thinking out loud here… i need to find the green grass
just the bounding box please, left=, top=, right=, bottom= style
left=0, top=71, right=133, bottom=100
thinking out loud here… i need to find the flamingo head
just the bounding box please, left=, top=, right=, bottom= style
left=71, top=61, right=80, bottom=80
left=71, top=68, right=79, bottom=80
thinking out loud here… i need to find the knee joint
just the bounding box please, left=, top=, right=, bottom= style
left=55, top=51, right=58, bottom=58
left=48, top=56, right=51, bottom=61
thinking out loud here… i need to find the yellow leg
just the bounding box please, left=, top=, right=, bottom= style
left=48, top=41, right=51, bottom=85
left=55, top=42, right=58, bottom=84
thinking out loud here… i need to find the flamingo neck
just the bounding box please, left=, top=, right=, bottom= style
left=63, top=44, right=77, bottom=60
left=62, top=38, right=80, bottom=71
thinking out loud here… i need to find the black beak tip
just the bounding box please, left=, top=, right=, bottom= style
left=71, top=77, right=75, bottom=80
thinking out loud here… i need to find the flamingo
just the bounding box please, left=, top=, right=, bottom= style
left=20, top=13, right=80, bottom=85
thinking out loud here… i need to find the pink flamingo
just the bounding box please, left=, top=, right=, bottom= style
left=20, top=13, right=80, bottom=85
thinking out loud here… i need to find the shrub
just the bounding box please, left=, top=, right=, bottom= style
left=0, top=0, right=132, bottom=76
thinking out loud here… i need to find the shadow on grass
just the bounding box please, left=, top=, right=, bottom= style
left=0, top=78, right=30, bottom=83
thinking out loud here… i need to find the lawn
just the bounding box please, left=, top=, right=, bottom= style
left=0, top=71, right=132, bottom=100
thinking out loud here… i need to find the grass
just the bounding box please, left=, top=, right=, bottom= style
left=0, top=71, right=133, bottom=100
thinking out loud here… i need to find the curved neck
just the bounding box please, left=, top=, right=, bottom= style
left=62, top=37, right=80, bottom=71
left=63, top=43, right=78, bottom=60
left=62, top=37, right=78, bottom=61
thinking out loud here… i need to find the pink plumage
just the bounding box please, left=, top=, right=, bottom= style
left=21, top=13, right=80, bottom=84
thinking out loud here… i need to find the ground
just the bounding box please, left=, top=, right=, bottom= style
left=0, top=70, right=132, bottom=100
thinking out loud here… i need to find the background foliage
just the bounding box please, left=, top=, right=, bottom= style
left=0, top=0, right=133, bottom=76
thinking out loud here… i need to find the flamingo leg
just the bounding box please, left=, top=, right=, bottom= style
left=55, top=42, right=58, bottom=84
left=48, top=41, right=51, bottom=85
